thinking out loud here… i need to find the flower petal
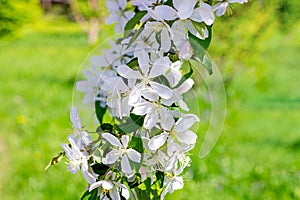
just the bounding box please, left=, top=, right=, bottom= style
left=160, top=107, right=175, bottom=131
left=154, top=5, right=177, bottom=21
left=135, top=49, right=150, bottom=75
left=117, top=64, right=142, bottom=79
left=121, top=155, right=133, bottom=175
left=103, top=149, right=121, bottom=164
left=110, top=187, right=121, bottom=200
left=160, top=28, right=171, bottom=52
left=142, top=87, right=159, bottom=101
left=148, top=133, right=168, bottom=151
left=149, top=57, right=171, bottom=78
left=121, top=135, right=129, bottom=148
left=171, top=177, right=184, bottom=190
left=174, top=0, right=197, bottom=19
left=70, top=107, right=82, bottom=130
left=175, top=114, right=200, bottom=132
left=128, top=83, right=145, bottom=105
left=191, top=3, right=215, bottom=25
left=102, top=133, right=122, bottom=148
left=176, top=130, right=197, bottom=144
left=132, top=101, right=153, bottom=115
left=150, top=81, right=173, bottom=99
left=127, top=149, right=141, bottom=163
left=144, top=111, right=159, bottom=130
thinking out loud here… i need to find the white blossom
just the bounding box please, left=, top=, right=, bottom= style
left=106, top=0, right=135, bottom=33
left=117, top=49, right=172, bottom=105
left=213, top=0, right=248, bottom=17
left=61, top=135, right=97, bottom=184
left=102, top=133, right=141, bottom=177
left=148, top=114, right=199, bottom=151
left=89, top=180, right=130, bottom=200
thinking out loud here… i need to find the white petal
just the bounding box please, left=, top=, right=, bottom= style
left=110, top=188, right=121, bottom=200
left=167, top=138, right=180, bottom=156
left=76, top=81, right=90, bottom=92
left=144, top=111, right=159, bottom=130
left=89, top=181, right=103, bottom=191
left=90, top=55, right=108, bottom=67
left=70, top=107, right=82, bottom=130
left=150, top=81, right=173, bottom=99
left=160, top=107, right=175, bottom=131
left=177, top=78, right=194, bottom=94
left=160, top=28, right=171, bottom=52
left=102, top=133, right=122, bottom=148
left=175, top=0, right=197, bottom=19
left=176, top=130, right=197, bottom=144
left=135, top=49, right=150, bottom=75
left=190, top=4, right=215, bottom=25
left=146, top=6, right=163, bottom=21
left=121, top=135, right=129, bottom=148
left=148, top=133, right=168, bottom=151
left=214, top=3, right=227, bottom=17
left=179, top=41, right=193, bottom=60
left=154, top=5, right=177, bottom=20
left=121, top=155, right=133, bottom=175
left=103, top=149, right=121, bottom=164
left=127, top=149, right=141, bottom=163
left=142, top=87, right=159, bottom=101
left=121, top=187, right=130, bottom=199
left=171, top=177, right=184, bottom=190
left=175, top=114, right=199, bottom=132
left=149, top=57, right=171, bottom=78
left=82, top=169, right=97, bottom=184
left=102, top=180, right=114, bottom=190
left=128, top=83, right=144, bottom=105
left=117, top=65, right=142, bottom=79
left=132, top=101, right=153, bottom=115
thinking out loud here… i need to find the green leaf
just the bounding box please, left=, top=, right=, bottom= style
left=188, top=31, right=213, bottom=75
left=80, top=188, right=98, bottom=200
left=155, top=171, right=165, bottom=188
left=124, top=11, right=147, bottom=38
left=202, top=54, right=213, bottom=75
left=128, top=135, right=144, bottom=154
left=95, top=101, right=106, bottom=124
left=137, top=178, right=152, bottom=199
left=117, top=114, right=144, bottom=134
left=127, top=26, right=144, bottom=48
left=190, top=23, right=212, bottom=50
left=155, top=75, right=170, bottom=88
left=188, top=31, right=205, bottom=60
left=127, top=58, right=138, bottom=68
left=96, top=123, right=113, bottom=133
left=91, top=163, right=110, bottom=177
left=172, top=62, right=193, bottom=89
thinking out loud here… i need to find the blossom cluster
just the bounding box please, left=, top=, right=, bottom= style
left=53, top=0, right=247, bottom=199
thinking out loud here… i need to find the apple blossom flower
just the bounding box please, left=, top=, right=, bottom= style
left=89, top=180, right=130, bottom=200
left=148, top=114, right=199, bottom=151
left=117, top=49, right=173, bottom=105
left=152, top=1, right=214, bottom=25
left=70, top=107, right=92, bottom=146
left=106, top=0, right=135, bottom=33
left=160, top=156, right=191, bottom=199
left=213, top=0, right=248, bottom=17
left=61, top=135, right=97, bottom=184
left=102, top=133, right=141, bottom=177
left=100, top=75, right=131, bottom=118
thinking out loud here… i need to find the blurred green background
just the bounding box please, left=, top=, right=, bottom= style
left=0, top=0, right=300, bottom=199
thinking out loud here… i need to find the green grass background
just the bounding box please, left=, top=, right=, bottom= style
left=1, top=3, right=300, bottom=200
